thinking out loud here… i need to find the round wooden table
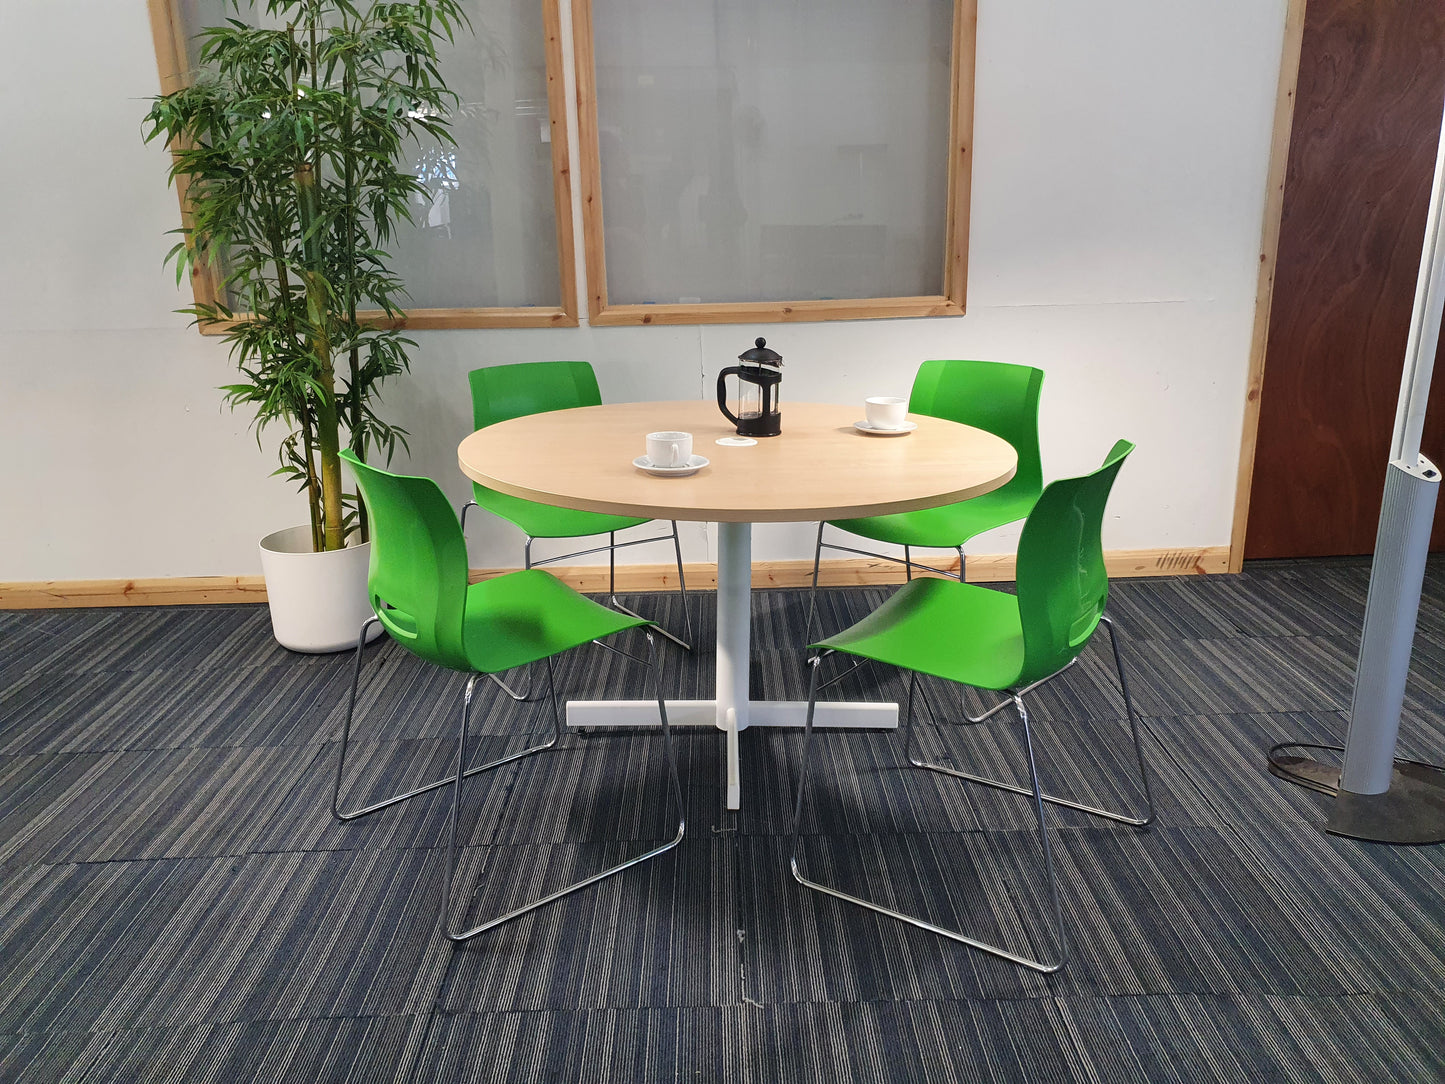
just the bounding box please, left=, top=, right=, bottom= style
left=458, top=401, right=1017, bottom=809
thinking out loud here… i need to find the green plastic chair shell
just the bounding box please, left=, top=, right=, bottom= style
left=816, top=439, right=1133, bottom=689
left=468, top=362, right=648, bottom=538
left=826, top=359, right=1044, bottom=549
left=342, top=449, right=644, bottom=675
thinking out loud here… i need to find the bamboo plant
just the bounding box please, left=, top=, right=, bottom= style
left=144, top=0, right=467, bottom=551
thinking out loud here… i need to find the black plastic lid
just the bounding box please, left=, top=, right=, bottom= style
left=738, top=336, right=782, bottom=366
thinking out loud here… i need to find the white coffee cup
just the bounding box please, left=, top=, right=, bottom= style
left=646, top=431, right=693, bottom=468
left=865, top=396, right=908, bottom=430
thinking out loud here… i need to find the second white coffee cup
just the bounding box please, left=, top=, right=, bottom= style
left=865, top=396, right=908, bottom=429
left=646, top=431, right=693, bottom=468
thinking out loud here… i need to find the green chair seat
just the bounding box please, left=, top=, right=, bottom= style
left=808, top=360, right=1045, bottom=645
left=816, top=576, right=1024, bottom=691
left=461, top=569, right=644, bottom=674
left=465, top=361, right=692, bottom=658
left=471, top=484, right=647, bottom=540
left=827, top=487, right=1039, bottom=551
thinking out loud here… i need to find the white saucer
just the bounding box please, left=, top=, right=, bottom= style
left=634, top=453, right=709, bottom=477
left=715, top=436, right=758, bottom=447
left=854, top=419, right=917, bottom=436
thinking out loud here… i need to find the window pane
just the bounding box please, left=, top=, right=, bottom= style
left=592, top=0, right=954, bottom=305
left=175, top=0, right=562, bottom=310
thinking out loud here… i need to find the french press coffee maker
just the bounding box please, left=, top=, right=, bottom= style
left=716, top=337, right=783, bottom=437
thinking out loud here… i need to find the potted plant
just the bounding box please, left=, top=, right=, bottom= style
left=144, top=0, right=466, bottom=651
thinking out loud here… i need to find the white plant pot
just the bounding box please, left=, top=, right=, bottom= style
left=258, top=525, right=382, bottom=654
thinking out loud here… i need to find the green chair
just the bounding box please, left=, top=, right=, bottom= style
left=806, top=360, right=1044, bottom=647
left=790, top=440, right=1152, bottom=974
left=461, top=362, right=693, bottom=704
left=333, top=450, right=685, bottom=943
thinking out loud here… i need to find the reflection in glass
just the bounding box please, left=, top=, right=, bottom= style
left=174, top=0, right=561, bottom=310
left=593, top=0, right=953, bottom=305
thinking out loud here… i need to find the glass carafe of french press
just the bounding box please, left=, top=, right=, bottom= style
left=716, top=337, right=783, bottom=437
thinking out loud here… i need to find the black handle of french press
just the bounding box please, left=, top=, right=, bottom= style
left=716, top=367, right=742, bottom=427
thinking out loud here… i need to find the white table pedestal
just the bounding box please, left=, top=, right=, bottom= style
left=566, top=520, right=897, bottom=809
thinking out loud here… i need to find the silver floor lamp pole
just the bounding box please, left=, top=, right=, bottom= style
left=1271, top=91, right=1445, bottom=843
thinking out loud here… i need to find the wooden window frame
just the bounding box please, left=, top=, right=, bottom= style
left=572, top=0, right=976, bottom=327
left=145, top=0, right=580, bottom=332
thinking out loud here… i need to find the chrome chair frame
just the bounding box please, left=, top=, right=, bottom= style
left=461, top=502, right=694, bottom=701
left=332, top=621, right=686, bottom=943
left=332, top=616, right=561, bottom=821
left=906, top=617, right=1155, bottom=828
left=788, top=615, right=1154, bottom=975
left=444, top=631, right=684, bottom=942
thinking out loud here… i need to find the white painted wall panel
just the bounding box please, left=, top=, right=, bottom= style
left=0, top=0, right=1287, bottom=581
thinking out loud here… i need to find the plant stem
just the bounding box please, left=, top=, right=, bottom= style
left=295, top=160, right=344, bottom=551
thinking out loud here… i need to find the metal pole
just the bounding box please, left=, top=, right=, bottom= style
left=1336, top=89, right=1445, bottom=808
left=1392, top=92, right=1445, bottom=464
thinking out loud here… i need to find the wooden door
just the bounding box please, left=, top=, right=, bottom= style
left=1247, top=0, right=1445, bottom=558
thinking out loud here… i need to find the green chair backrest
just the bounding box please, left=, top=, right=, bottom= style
left=909, top=359, right=1045, bottom=503
left=341, top=450, right=471, bottom=672
left=1014, top=439, right=1134, bottom=684
left=469, top=361, right=603, bottom=431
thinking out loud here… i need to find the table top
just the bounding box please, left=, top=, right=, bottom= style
left=456, top=401, right=1017, bottom=524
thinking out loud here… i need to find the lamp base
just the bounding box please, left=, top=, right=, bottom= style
left=1268, top=745, right=1445, bottom=843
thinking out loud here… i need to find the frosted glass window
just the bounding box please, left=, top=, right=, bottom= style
left=590, top=0, right=955, bottom=306
left=175, top=0, right=563, bottom=311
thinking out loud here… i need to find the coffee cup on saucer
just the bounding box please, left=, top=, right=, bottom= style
left=646, top=431, right=693, bottom=468
left=864, top=397, right=907, bottom=430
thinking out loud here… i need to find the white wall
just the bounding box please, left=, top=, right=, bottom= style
left=0, top=0, right=1286, bottom=582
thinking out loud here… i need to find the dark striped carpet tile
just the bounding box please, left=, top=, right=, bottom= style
left=1120, top=635, right=1358, bottom=717
left=1139, top=710, right=1351, bottom=830
left=738, top=998, right=1097, bottom=1084
left=0, top=1014, right=432, bottom=1084
left=737, top=826, right=1380, bottom=1004
left=0, top=625, right=61, bottom=690
left=736, top=832, right=1053, bottom=1004
left=410, top=998, right=1093, bottom=1084
left=0, top=662, right=350, bottom=756
left=1107, top=575, right=1343, bottom=644
left=343, top=641, right=551, bottom=745
left=1221, top=822, right=1445, bottom=998
left=0, top=849, right=452, bottom=1035
left=1059, top=991, right=1445, bottom=1084
left=22, top=605, right=335, bottom=677
left=734, top=699, right=1196, bottom=840
left=260, top=740, right=502, bottom=855
left=418, top=993, right=1444, bottom=1084
left=0, top=1028, right=112, bottom=1084
left=252, top=736, right=511, bottom=855
left=489, top=731, right=724, bottom=846
left=411, top=1007, right=744, bottom=1084
left=438, top=839, right=738, bottom=1012
left=0, top=744, right=326, bottom=867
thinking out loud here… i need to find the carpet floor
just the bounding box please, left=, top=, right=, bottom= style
left=1, top=558, right=1443, bottom=1082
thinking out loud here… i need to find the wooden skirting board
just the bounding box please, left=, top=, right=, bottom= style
left=0, top=547, right=1229, bottom=609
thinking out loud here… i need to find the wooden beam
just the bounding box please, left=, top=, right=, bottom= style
left=942, top=0, right=977, bottom=310
left=1230, top=0, right=1309, bottom=572
left=570, top=0, right=609, bottom=323
left=0, top=546, right=1229, bottom=610
left=588, top=297, right=964, bottom=328
left=0, top=576, right=269, bottom=610
left=543, top=0, right=580, bottom=328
